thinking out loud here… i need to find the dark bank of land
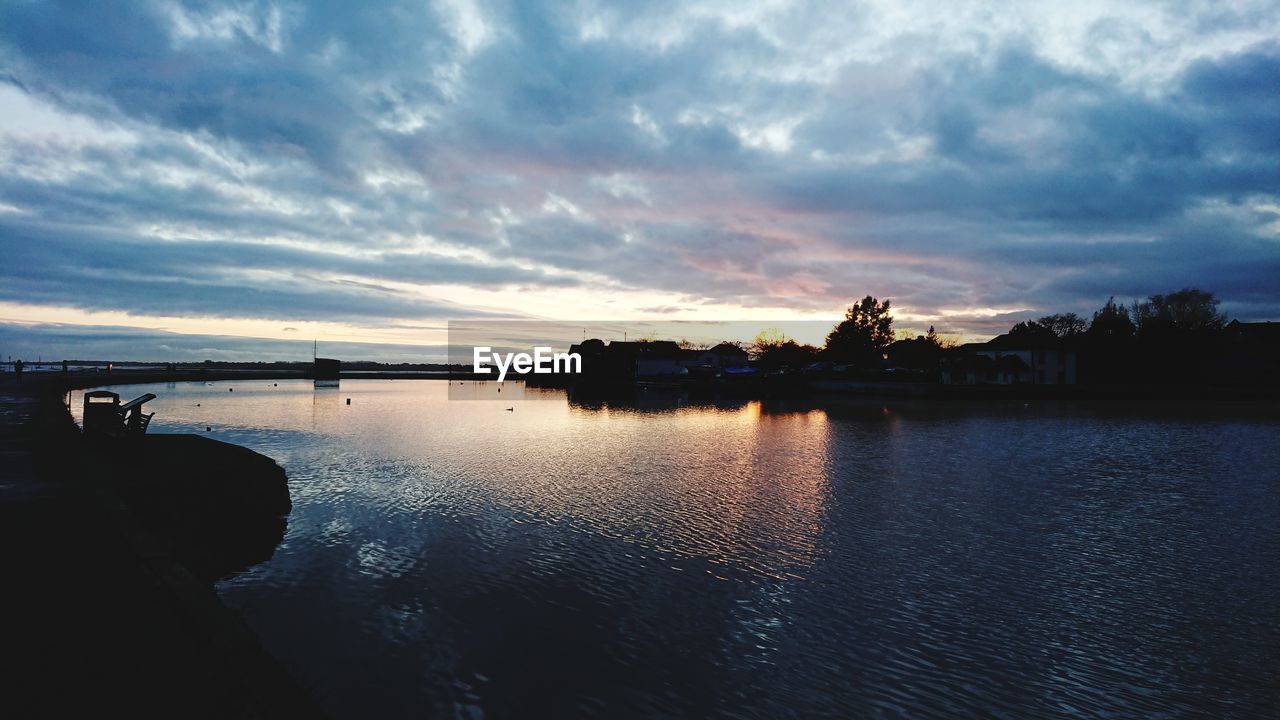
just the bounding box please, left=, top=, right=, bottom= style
left=0, top=371, right=325, bottom=719
left=24, top=360, right=468, bottom=380
left=17, top=358, right=1280, bottom=404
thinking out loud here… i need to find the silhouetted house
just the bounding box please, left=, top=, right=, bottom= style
left=552, top=338, right=603, bottom=382
left=604, top=340, right=686, bottom=379
left=943, top=352, right=996, bottom=385
left=568, top=339, right=752, bottom=383
left=1218, top=320, right=1280, bottom=384
left=943, top=333, right=1076, bottom=385
left=567, top=338, right=607, bottom=368
left=569, top=338, right=607, bottom=355
left=1222, top=319, right=1280, bottom=345
left=692, top=342, right=749, bottom=369
left=995, top=353, right=1033, bottom=384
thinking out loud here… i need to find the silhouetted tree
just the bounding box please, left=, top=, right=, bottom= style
left=1079, top=298, right=1137, bottom=384
left=824, top=296, right=894, bottom=362
left=751, top=329, right=818, bottom=367
left=887, top=332, right=946, bottom=372
left=1125, top=288, right=1228, bottom=385
left=1037, top=313, right=1087, bottom=338
left=922, top=325, right=959, bottom=349
left=750, top=328, right=790, bottom=359
left=762, top=341, right=819, bottom=368
left=1087, top=297, right=1135, bottom=338
left=1007, top=320, right=1057, bottom=342
left=1130, top=288, right=1227, bottom=336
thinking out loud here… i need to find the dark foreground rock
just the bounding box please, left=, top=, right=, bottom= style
left=0, top=377, right=325, bottom=719
left=95, top=434, right=291, bottom=582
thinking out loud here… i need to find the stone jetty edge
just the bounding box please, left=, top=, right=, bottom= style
left=4, top=369, right=329, bottom=719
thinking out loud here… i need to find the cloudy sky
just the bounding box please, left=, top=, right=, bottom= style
left=1, top=0, right=1278, bottom=360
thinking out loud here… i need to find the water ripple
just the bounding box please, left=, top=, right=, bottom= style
left=72, top=381, right=1280, bottom=719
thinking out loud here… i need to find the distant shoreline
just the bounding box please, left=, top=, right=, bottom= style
left=42, top=368, right=487, bottom=387
left=42, top=368, right=1280, bottom=411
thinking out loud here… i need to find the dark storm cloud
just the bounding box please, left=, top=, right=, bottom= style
left=0, top=217, right=560, bottom=322
left=1, top=0, right=1278, bottom=358
left=774, top=44, right=1277, bottom=225
left=2, top=0, right=458, bottom=173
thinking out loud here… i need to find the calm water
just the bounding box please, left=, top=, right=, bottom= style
left=73, top=380, right=1280, bottom=719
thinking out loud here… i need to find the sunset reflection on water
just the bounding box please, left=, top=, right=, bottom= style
left=68, top=380, right=1280, bottom=719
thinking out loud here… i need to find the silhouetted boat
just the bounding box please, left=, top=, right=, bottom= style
left=313, top=357, right=341, bottom=387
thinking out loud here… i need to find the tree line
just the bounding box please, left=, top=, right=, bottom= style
left=750, top=288, right=1255, bottom=383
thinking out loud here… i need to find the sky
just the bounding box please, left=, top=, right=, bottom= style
left=1, top=0, right=1278, bottom=361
